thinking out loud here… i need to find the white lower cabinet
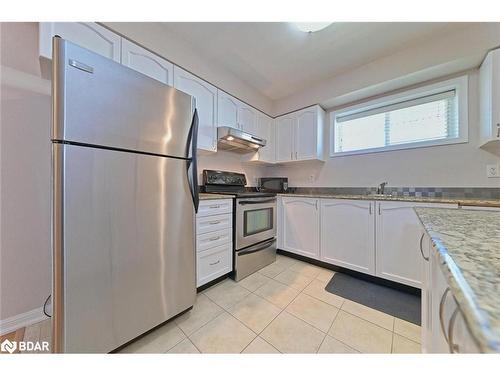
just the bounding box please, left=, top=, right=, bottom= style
left=375, top=201, right=457, bottom=288
left=421, top=232, right=432, bottom=352
left=280, top=197, right=320, bottom=259
left=320, top=199, right=375, bottom=275
left=196, top=199, right=233, bottom=287
left=422, top=239, right=481, bottom=353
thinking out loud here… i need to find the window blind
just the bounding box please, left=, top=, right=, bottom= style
left=334, top=89, right=458, bottom=153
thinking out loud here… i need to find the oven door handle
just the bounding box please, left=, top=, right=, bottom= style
left=238, top=198, right=276, bottom=205
left=237, top=238, right=276, bottom=256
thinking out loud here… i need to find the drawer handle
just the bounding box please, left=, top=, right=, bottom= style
left=209, top=204, right=220, bottom=209
left=209, top=260, right=221, bottom=266
left=419, top=232, right=429, bottom=261
left=439, top=287, right=451, bottom=347
left=209, top=236, right=221, bottom=241
left=209, top=220, right=221, bottom=225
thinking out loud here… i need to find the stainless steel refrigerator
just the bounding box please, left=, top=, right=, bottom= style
left=51, top=37, right=199, bottom=353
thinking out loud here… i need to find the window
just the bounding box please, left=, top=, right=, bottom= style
left=330, top=76, right=468, bottom=156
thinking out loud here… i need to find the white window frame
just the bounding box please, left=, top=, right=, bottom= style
left=329, top=75, right=469, bottom=157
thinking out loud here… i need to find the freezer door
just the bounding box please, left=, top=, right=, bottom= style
left=54, top=144, right=195, bottom=353
left=52, top=37, right=194, bottom=158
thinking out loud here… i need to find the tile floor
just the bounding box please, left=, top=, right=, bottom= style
left=120, top=254, right=422, bottom=354
left=12, top=254, right=422, bottom=354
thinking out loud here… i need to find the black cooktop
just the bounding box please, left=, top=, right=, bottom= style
left=202, top=169, right=276, bottom=198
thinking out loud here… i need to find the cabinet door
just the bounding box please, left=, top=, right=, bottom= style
left=320, top=199, right=375, bottom=275
left=376, top=201, right=456, bottom=288
left=421, top=233, right=432, bottom=353
left=217, top=90, right=239, bottom=129
left=275, top=115, right=295, bottom=162
left=430, top=249, right=458, bottom=353
left=39, top=22, right=121, bottom=62
left=256, top=114, right=275, bottom=163
left=295, top=108, right=318, bottom=160
left=174, top=67, right=217, bottom=152
left=281, top=197, right=320, bottom=259
left=238, top=101, right=258, bottom=135
left=121, top=39, right=173, bottom=86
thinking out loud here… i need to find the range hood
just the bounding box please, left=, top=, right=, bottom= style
left=217, top=126, right=266, bottom=154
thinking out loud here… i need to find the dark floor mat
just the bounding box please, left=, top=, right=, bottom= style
left=325, top=272, right=421, bottom=325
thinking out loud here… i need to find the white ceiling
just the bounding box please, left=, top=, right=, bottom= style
left=160, top=22, right=472, bottom=101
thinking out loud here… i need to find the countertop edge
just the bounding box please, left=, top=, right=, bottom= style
left=277, top=193, right=500, bottom=207
left=414, top=209, right=500, bottom=353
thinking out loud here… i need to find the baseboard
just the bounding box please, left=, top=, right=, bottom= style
left=0, top=307, right=48, bottom=335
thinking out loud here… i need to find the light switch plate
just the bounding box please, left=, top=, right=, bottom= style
left=486, top=164, right=500, bottom=178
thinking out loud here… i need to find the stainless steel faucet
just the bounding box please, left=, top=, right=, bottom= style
left=377, top=182, right=388, bottom=195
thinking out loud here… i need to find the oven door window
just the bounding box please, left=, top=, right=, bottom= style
left=244, top=208, right=273, bottom=236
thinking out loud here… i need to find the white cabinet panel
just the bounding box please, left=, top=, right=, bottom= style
left=275, top=116, right=295, bottom=162
left=197, top=243, right=232, bottom=287
left=174, top=67, right=218, bottom=152
left=217, top=90, right=239, bottom=129
left=295, top=108, right=318, bottom=160
left=238, top=102, right=258, bottom=135
left=320, top=199, right=375, bottom=275
left=121, top=39, right=173, bottom=86
left=197, top=199, right=232, bottom=217
left=480, top=49, right=500, bottom=144
left=281, top=197, right=320, bottom=259
left=421, top=232, right=432, bottom=352
left=39, top=22, right=121, bottom=77
left=257, top=114, right=275, bottom=163
left=376, top=201, right=456, bottom=288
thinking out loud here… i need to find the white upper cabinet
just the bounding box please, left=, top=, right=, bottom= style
left=280, top=197, right=320, bottom=259
left=174, top=66, right=218, bottom=153
left=39, top=22, right=121, bottom=77
left=121, top=39, right=173, bottom=86
left=375, top=201, right=457, bottom=288
left=274, top=105, right=325, bottom=163
left=275, top=115, right=296, bottom=162
left=256, top=114, right=275, bottom=163
left=217, top=90, right=239, bottom=129
left=320, top=199, right=376, bottom=275
left=480, top=49, right=500, bottom=147
left=295, top=106, right=324, bottom=161
left=238, top=102, right=258, bottom=135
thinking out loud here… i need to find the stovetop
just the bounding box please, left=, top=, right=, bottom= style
left=202, top=169, right=276, bottom=199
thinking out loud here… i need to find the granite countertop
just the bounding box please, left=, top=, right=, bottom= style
left=277, top=193, right=500, bottom=207
left=415, top=207, right=500, bottom=353
left=199, top=193, right=235, bottom=200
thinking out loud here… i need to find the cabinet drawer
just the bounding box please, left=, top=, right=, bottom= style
left=197, top=243, right=232, bottom=287
left=197, top=227, right=232, bottom=252
left=197, top=213, right=232, bottom=235
left=197, top=199, right=232, bottom=217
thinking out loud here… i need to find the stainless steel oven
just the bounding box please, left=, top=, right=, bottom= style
left=236, top=196, right=277, bottom=250
left=202, top=169, right=278, bottom=281
left=234, top=196, right=277, bottom=280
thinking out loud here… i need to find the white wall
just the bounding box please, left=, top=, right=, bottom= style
left=103, top=22, right=273, bottom=115
left=266, top=71, right=500, bottom=188
left=272, top=23, right=500, bottom=116
left=0, top=23, right=52, bottom=320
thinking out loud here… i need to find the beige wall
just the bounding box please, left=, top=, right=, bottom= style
left=1, top=22, right=52, bottom=320
left=266, top=71, right=500, bottom=188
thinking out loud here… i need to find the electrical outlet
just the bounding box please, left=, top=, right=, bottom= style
left=308, top=175, right=315, bottom=183
left=486, top=164, right=500, bottom=178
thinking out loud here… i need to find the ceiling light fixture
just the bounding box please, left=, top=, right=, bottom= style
left=293, top=22, right=332, bottom=33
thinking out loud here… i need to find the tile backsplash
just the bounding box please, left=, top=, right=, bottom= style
left=285, top=187, right=500, bottom=199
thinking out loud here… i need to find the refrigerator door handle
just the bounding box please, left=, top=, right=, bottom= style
left=186, top=108, right=199, bottom=213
